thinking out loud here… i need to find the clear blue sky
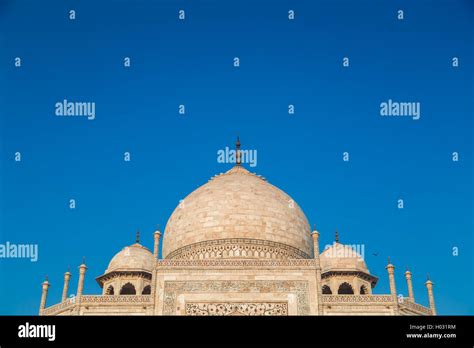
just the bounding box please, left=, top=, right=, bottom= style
left=0, top=0, right=472, bottom=315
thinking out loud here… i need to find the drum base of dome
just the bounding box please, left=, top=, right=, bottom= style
left=165, top=238, right=312, bottom=260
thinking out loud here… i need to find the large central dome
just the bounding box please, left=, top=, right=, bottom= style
left=162, top=165, right=313, bottom=260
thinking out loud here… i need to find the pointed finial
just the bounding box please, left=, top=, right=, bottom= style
left=427, top=273, right=430, bottom=281
left=82, top=256, right=86, bottom=265
left=313, top=224, right=317, bottom=231
left=387, top=256, right=391, bottom=264
left=335, top=229, right=339, bottom=243
left=136, top=229, right=140, bottom=243
left=236, top=136, right=241, bottom=166
left=45, top=274, right=49, bottom=282
left=406, top=265, right=409, bottom=272
left=67, top=265, right=71, bottom=273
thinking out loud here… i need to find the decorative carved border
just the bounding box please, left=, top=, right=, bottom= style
left=399, top=298, right=432, bottom=315
left=42, top=299, right=75, bottom=316
left=43, top=295, right=154, bottom=315
left=166, top=238, right=311, bottom=260
left=163, top=280, right=310, bottom=315
left=81, top=295, right=152, bottom=304
left=157, top=258, right=317, bottom=269
left=322, top=295, right=393, bottom=303
left=324, top=305, right=394, bottom=312
left=322, top=295, right=431, bottom=315
left=185, top=302, right=288, bottom=316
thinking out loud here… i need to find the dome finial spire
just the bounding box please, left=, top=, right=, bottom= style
left=335, top=229, right=339, bottom=243
left=136, top=229, right=140, bottom=243
left=236, top=136, right=241, bottom=166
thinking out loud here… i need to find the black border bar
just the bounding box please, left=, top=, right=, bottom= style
left=0, top=315, right=472, bottom=346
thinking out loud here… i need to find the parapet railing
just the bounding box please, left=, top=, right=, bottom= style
left=80, top=295, right=152, bottom=304
left=322, top=295, right=432, bottom=315
left=398, top=297, right=432, bottom=315
left=42, top=295, right=153, bottom=315
left=42, top=298, right=75, bottom=315
left=322, top=294, right=394, bottom=303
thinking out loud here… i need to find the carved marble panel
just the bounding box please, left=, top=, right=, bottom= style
left=163, top=280, right=310, bottom=315
left=185, top=302, right=288, bottom=316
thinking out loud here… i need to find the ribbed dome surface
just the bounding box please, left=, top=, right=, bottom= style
left=162, top=166, right=313, bottom=259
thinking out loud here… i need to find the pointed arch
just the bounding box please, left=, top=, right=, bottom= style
left=322, top=285, right=332, bottom=294
left=120, top=282, right=136, bottom=295
left=142, top=285, right=151, bottom=295
left=338, top=282, right=354, bottom=295
left=360, top=285, right=368, bottom=295
left=105, top=285, right=114, bottom=295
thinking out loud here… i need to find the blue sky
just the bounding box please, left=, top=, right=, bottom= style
left=0, top=0, right=472, bottom=314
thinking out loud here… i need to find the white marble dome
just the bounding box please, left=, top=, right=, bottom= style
left=320, top=242, right=369, bottom=273
left=162, top=165, right=313, bottom=259
left=106, top=243, right=154, bottom=273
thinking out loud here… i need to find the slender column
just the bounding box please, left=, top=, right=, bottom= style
left=425, top=275, right=436, bottom=315
left=153, top=227, right=161, bottom=260
left=312, top=228, right=321, bottom=265
left=151, top=226, right=162, bottom=314
left=386, top=257, right=399, bottom=314
left=405, top=267, right=414, bottom=302
left=76, top=260, right=87, bottom=297
left=312, top=225, right=322, bottom=315
left=39, top=276, right=50, bottom=315
left=75, top=259, right=87, bottom=315
left=61, top=269, right=71, bottom=302
left=386, top=257, right=397, bottom=296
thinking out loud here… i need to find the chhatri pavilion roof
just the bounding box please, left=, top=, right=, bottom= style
left=105, top=241, right=154, bottom=274
left=320, top=232, right=370, bottom=274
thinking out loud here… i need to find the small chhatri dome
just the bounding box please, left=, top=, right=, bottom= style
left=320, top=242, right=369, bottom=274
left=106, top=242, right=154, bottom=273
